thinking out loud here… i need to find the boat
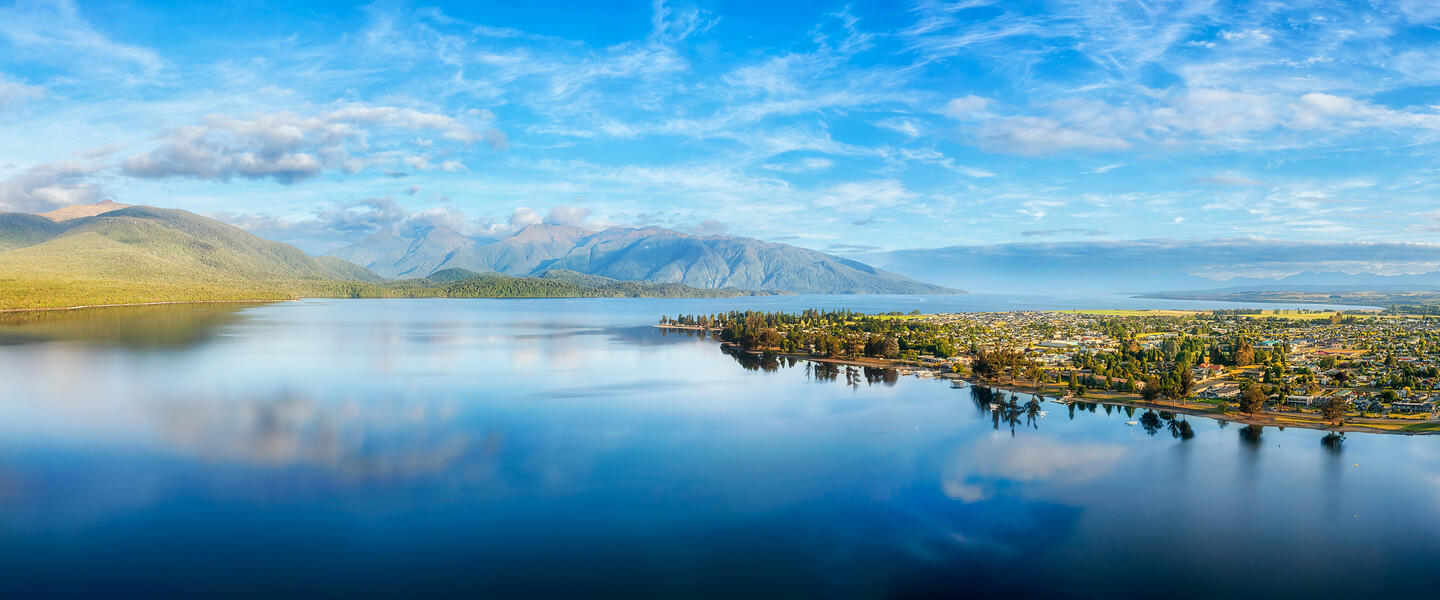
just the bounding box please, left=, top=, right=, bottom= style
left=1124, top=420, right=1138, bottom=426
left=1037, top=411, right=1048, bottom=418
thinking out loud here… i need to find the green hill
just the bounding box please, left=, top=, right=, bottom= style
left=0, top=206, right=384, bottom=310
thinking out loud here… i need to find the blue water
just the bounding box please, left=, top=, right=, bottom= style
left=0, top=296, right=1428, bottom=599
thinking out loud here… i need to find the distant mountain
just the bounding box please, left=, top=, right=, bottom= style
left=0, top=205, right=382, bottom=309
left=37, top=199, right=131, bottom=222
left=334, top=223, right=954, bottom=294
left=851, top=239, right=1440, bottom=294
left=357, top=268, right=752, bottom=299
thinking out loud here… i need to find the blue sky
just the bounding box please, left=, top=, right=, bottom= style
left=3, top=0, right=1440, bottom=256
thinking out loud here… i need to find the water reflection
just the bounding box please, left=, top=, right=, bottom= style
left=719, top=345, right=903, bottom=388
left=0, top=303, right=263, bottom=348
left=2, top=299, right=1439, bottom=598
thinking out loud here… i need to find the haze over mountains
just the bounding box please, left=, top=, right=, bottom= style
left=853, top=239, right=1440, bottom=295
left=333, top=223, right=951, bottom=294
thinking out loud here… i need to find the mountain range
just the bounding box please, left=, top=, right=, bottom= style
left=0, top=201, right=954, bottom=310
left=333, top=223, right=951, bottom=294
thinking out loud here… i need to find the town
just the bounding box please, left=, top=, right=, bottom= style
left=659, top=308, right=1440, bottom=434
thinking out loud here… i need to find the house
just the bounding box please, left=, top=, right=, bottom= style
left=1391, top=401, right=1434, bottom=414
left=1283, top=395, right=1316, bottom=407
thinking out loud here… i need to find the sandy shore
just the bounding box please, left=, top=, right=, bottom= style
left=0, top=299, right=289, bottom=314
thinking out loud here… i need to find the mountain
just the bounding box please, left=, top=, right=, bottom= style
left=850, top=239, right=1440, bottom=294
left=334, top=223, right=953, bottom=294
left=0, top=205, right=382, bottom=309
left=333, top=226, right=493, bottom=279
left=37, top=199, right=131, bottom=222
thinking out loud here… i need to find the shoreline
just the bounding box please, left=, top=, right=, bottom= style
left=711, top=341, right=1439, bottom=436
left=0, top=298, right=291, bottom=314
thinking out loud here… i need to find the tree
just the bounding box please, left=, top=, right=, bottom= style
left=1175, top=366, right=1195, bottom=399
left=1239, top=385, right=1266, bottom=414
left=881, top=336, right=900, bottom=358
left=1026, top=363, right=1044, bottom=386
left=1319, top=397, right=1348, bottom=425
left=1234, top=341, right=1255, bottom=367
left=1141, top=377, right=1162, bottom=402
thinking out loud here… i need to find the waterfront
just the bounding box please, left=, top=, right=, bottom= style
left=0, top=296, right=1435, bottom=598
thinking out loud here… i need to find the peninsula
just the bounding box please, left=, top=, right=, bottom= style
left=661, top=308, right=1440, bottom=435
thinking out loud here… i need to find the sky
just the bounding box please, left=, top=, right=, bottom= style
left=3, top=0, right=1440, bottom=258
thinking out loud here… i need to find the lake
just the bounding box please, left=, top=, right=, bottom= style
left=0, top=295, right=1433, bottom=598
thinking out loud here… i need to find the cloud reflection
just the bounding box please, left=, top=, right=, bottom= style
left=944, top=437, right=1128, bottom=503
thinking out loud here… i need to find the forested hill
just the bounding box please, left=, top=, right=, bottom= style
left=319, top=269, right=755, bottom=299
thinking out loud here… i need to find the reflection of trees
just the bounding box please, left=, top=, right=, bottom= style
left=809, top=361, right=838, bottom=382
left=1140, top=410, right=1162, bottom=436
left=721, top=345, right=780, bottom=372
left=1238, top=424, right=1264, bottom=448
left=864, top=367, right=899, bottom=386
left=1321, top=432, right=1345, bottom=454
left=1160, top=411, right=1195, bottom=440
left=0, top=303, right=261, bottom=349
left=971, top=388, right=1038, bottom=436
left=970, top=386, right=998, bottom=413
left=719, top=346, right=903, bottom=387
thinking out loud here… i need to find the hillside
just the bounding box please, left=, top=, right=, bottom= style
left=0, top=206, right=384, bottom=310
left=334, top=223, right=953, bottom=294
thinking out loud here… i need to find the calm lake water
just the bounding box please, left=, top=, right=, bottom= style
left=0, top=295, right=1432, bottom=598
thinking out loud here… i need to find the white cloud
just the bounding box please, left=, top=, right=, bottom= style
left=1150, top=89, right=1279, bottom=137
left=0, top=161, right=106, bottom=212
left=943, top=95, right=990, bottom=120
left=0, top=76, right=45, bottom=109
left=542, top=205, right=592, bottom=227
left=817, top=179, right=913, bottom=208
left=119, top=106, right=495, bottom=183
left=876, top=118, right=922, bottom=138
left=760, top=157, right=834, bottom=173
left=977, top=116, right=1131, bottom=156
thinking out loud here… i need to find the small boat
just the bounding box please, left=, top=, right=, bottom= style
left=1124, top=420, right=1139, bottom=426
left=1037, top=411, right=1048, bottom=418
